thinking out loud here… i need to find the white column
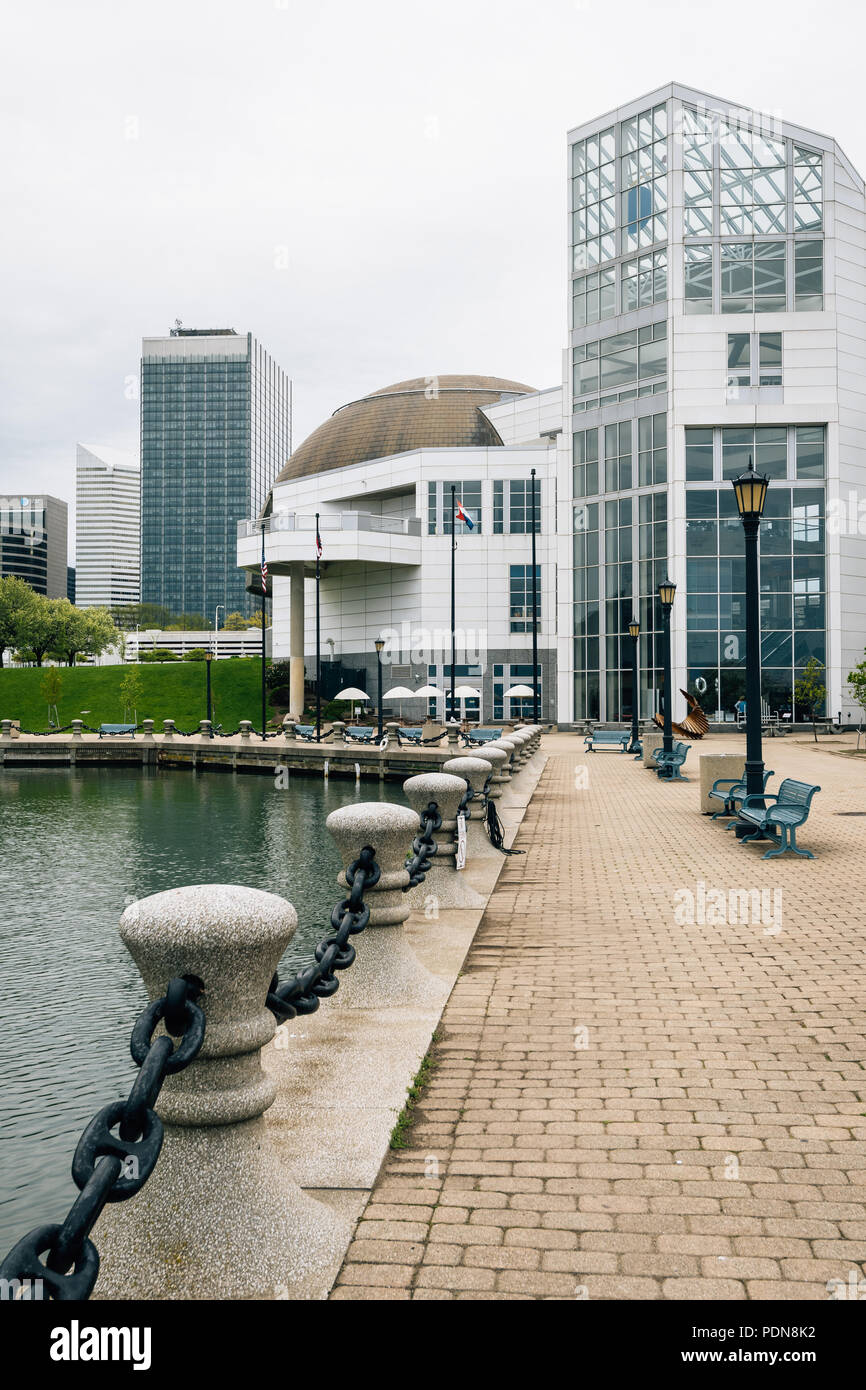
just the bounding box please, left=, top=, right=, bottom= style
left=289, top=562, right=305, bottom=717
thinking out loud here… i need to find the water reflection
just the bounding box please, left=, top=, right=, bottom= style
left=0, top=766, right=404, bottom=1248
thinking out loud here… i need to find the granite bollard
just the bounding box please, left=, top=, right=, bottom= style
left=403, top=773, right=485, bottom=909
left=325, top=803, right=445, bottom=1008
left=141, top=719, right=154, bottom=741
left=442, top=756, right=500, bottom=862
left=93, top=884, right=348, bottom=1300
left=71, top=719, right=84, bottom=740
left=162, top=719, right=175, bottom=740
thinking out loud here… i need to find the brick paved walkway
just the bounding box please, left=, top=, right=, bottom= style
left=330, top=734, right=866, bottom=1300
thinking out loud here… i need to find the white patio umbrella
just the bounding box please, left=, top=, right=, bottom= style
left=414, top=684, right=441, bottom=698
left=383, top=685, right=415, bottom=719
left=453, top=684, right=482, bottom=723
left=334, top=686, right=370, bottom=722
left=504, top=684, right=535, bottom=697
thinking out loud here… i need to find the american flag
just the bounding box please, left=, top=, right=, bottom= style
left=316, top=521, right=323, bottom=560
left=261, top=555, right=268, bottom=593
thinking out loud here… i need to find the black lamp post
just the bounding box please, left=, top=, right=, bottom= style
left=375, top=638, right=385, bottom=740
left=205, top=651, right=213, bottom=733
left=628, top=617, right=640, bottom=752
left=732, top=456, right=770, bottom=804
left=657, top=578, right=676, bottom=756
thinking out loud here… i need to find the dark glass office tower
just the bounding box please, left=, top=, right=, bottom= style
left=141, top=328, right=291, bottom=621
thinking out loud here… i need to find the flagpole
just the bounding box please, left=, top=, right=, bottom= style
left=260, top=521, right=267, bottom=742
left=531, top=467, right=539, bottom=723
left=450, top=484, right=456, bottom=724
left=315, top=512, right=321, bottom=743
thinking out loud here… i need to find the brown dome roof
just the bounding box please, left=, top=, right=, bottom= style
left=272, top=374, right=536, bottom=485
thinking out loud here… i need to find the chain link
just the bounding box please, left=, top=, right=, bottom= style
left=266, top=845, right=381, bottom=1022
left=0, top=977, right=205, bottom=1301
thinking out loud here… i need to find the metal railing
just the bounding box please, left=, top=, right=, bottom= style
left=238, top=511, right=422, bottom=539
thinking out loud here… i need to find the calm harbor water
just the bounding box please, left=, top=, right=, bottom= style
left=0, top=765, right=405, bottom=1251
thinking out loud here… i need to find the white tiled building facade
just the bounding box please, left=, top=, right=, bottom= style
left=75, top=443, right=140, bottom=609
left=241, top=84, right=866, bottom=727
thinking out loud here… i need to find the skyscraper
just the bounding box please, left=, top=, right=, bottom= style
left=141, top=327, right=291, bottom=620
left=0, top=493, right=68, bottom=597
left=75, top=444, right=140, bottom=609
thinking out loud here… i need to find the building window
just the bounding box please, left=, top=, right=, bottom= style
left=793, top=145, right=823, bottom=231
left=572, top=322, right=667, bottom=409
left=796, top=426, right=825, bottom=479
left=572, top=127, right=616, bottom=270
left=685, top=481, right=825, bottom=721
left=726, top=332, right=782, bottom=390
left=719, top=121, right=787, bottom=236
left=573, top=267, right=616, bottom=326
left=493, top=479, right=542, bottom=533
left=573, top=428, right=599, bottom=499
left=621, top=250, right=667, bottom=313
left=684, top=243, right=713, bottom=312
left=638, top=413, right=667, bottom=486
left=721, top=241, right=786, bottom=313
left=686, top=425, right=826, bottom=484
left=620, top=104, right=668, bottom=252
left=428, top=480, right=483, bottom=535
left=573, top=501, right=600, bottom=721
left=509, top=565, right=541, bottom=633
left=493, top=664, right=543, bottom=721
left=605, top=422, right=632, bottom=492
left=794, top=240, right=823, bottom=309
left=682, top=106, right=714, bottom=235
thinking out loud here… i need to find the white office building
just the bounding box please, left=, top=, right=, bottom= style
left=75, top=444, right=140, bottom=609
left=240, top=84, right=866, bottom=727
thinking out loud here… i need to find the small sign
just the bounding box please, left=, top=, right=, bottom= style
left=456, top=812, right=467, bottom=870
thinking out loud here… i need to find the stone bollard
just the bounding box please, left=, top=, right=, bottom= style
left=484, top=739, right=524, bottom=808
left=442, top=756, right=500, bottom=862
left=331, top=720, right=346, bottom=743
left=141, top=718, right=154, bottom=741
left=385, top=721, right=401, bottom=746
left=282, top=714, right=300, bottom=743
left=70, top=719, right=84, bottom=740
left=445, top=744, right=507, bottom=802
left=446, top=722, right=460, bottom=746
left=509, top=730, right=532, bottom=770
left=162, top=719, right=175, bottom=740
left=198, top=719, right=213, bottom=741
left=699, top=752, right=747, bottom=815
left=642, top=731, right=664, bottom=768
left=0, top=719, right=12, bottom=741
left=325, top=804, right=445, bottom=1007
left=239, top=720, right=253, bottom=741
left=402, top=773, right=485, bottom=909
left=93, top=885, right=348, bottom=1300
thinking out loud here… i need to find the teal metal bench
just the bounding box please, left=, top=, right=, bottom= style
left=344, top=726, right=375, bottom=743
left=468, top=729, right=501, bottom=744
left=98, top=723, right=136, bottom=738
left=708, top=769, right=774, bottom=819
left=736, top=778, right=821, bottom=859
left=652, top=741, right=690, bottom=780
left=584, top=730, right=629, bottom=752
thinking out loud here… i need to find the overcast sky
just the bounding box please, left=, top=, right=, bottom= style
left=1, top=0, right=863, bottom=559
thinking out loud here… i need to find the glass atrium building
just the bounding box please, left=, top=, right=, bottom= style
left=141, top=329, right=291, bottom=620
left=561, top=82, right=866, bottom=726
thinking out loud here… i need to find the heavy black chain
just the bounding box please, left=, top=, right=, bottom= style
left=403, top=802, right=441, bottom=889
left=266, top=845, right=381, bottom=1022
left=0, top=977, right=205, bottom=1301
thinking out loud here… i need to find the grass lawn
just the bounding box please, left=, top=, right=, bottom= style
left=0, top=660, right=272, bottom=732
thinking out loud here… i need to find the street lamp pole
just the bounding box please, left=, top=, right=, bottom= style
left=205, top=651, right=213, bottom=730
left=628, top=618, right=640, bottom=753
left=375, top=638, right=385, bottom=740
left=732, top=456, right=770, bottom=804
left=657, top=578, right=677, bottom=757
left=213, top=605, right=224, bottom=660
left=530, top=467, right=539, bottom=723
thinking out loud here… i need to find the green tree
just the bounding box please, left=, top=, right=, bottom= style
left=119, top=666, right=144, bottom=723
left=794, top=657, right=827, bottom=742
left=847, top=657, right=866, bottom=750
left=223, top=611, right=249, bottom=630
left=245, top=611, right=270, bottom=628
left=40, top=666, right=63, bottom=723
left=183, top=648, right=208, bottom=661
left=17, top=595, right=69, bottom=667
left=0, top=575, right=39, bottom=668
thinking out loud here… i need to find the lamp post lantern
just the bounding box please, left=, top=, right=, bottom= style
left=657, top=578, right=676, bottom=756
left=732, top=455, right=770, bottom=806
left=628, top=617, right=640, bottom=753
left=374, top=638, right=385, bottom=740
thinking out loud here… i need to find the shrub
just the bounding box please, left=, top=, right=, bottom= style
left=184, top=649, right=208, bottom=662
